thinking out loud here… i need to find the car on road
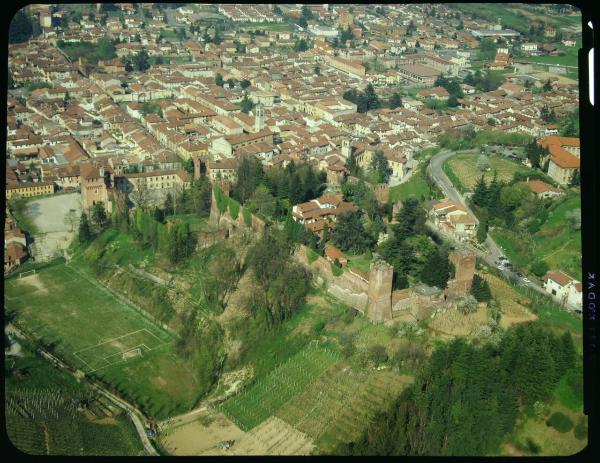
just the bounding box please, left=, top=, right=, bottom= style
left=498, top=256, right=509, bottom=262
left=522, top=277, right=531, bottom=284
left=516, top=272, right=524, bottom=278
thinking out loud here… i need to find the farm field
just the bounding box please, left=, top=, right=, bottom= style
left=160, top=412, right=314, bottom=456
left=5, top=261, right=201, bottom=420
left=220, top=343, right=339, bottom=431
left=275, top=363, right=413, bottom=454
left=5, top=343, right=144, bottom=456
left=479, top=271, right=538, bottom=328
left=444, top=152, right=534, bottom=191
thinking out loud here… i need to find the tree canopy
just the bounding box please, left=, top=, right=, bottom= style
left=331, top=210, right=375, bottom=253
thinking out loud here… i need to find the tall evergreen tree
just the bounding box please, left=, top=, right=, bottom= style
left=331, top=210, right=375, bottom=253
left=9, top=9, right=33, bottom=44
left=78, top=212, right=93, bottom=243
left=420, top=249, right=453, bottom=288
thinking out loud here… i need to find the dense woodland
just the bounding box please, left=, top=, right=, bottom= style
left=334, top=323, right=577, bottom=456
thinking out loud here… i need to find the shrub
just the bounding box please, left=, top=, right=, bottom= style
left=242, top=208, right=252, bottom=227
left=471, top=274, right=492, bottom=302
left=214, top=186, right=228, bottom=213
left=228, top=198, right=240, bottom=220
left=368, top=344, right=388, bottom=366
left=331, top=262, right=343, bottom=276
left=307, top=248, right=319, bottom=264
left=546, top=412, right=573, bottom=433
left=312, top=318, right=326, bottom=335
left=526, top=438, right=541, bottom=454
left=530, top=260, right=550, bottom=277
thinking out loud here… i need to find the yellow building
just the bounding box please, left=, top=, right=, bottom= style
left=6, top=181, right=55, bottom=199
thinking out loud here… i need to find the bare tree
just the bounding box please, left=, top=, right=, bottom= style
left=131, top=177, right=150, bottom=211
left=200, top=247, right=242, bottom=311
left=64, top=209, right=79, bottom=232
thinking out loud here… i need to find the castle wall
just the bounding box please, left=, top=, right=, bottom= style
left=295, top=245, right=370, bottom=313
left=446, top=250, right=476, bottom=298
left=208, top=187, right=266, bottom=236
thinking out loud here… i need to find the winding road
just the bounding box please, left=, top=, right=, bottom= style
left=427, top=150, right=547, bottom=296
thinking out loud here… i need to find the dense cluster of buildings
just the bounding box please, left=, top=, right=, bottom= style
left=6, top=3, right=581, bottom=296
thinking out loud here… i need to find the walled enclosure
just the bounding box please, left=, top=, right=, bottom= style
left=208, top=186, right=475, bottom=325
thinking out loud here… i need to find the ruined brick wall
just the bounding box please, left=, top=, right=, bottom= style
left=371, top=183, right=390, bottom=205
left=197, top=228, right=227, bottom=250
left=295, top=245, right=369, bottom=313
left=209, top=187, right=265, bottom=235
left=445, top=250, right=476, bottom=298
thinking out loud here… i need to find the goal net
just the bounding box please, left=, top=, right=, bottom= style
left=122, top=347, right=142, bottom=361
left=18, top=269, right=36, bottom=279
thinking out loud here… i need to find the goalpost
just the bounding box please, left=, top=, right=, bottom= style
left=122, top=347, right=142, bottom=361
left=18, top=269, right=36, bottom=279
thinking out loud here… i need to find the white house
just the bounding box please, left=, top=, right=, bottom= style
left=543, top=270, right=582, bottom=310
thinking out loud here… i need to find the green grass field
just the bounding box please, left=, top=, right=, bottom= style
left=347, top=253, right=373, bottom=273
left=490, top=194, right=582, bottom=280
left=444, top=152, right=535, bottom=191
left=220, top=343, right=339, bottom=431
left=6, top=343, right=144, bottom=456
left=5, top=261, right=201, bottom=420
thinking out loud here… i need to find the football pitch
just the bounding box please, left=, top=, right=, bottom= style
left=5, top=261, right=200, bottom=419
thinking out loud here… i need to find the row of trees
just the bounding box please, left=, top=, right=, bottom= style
left=9, top=9, right=38, bottom=44
left=335, top=323, right=577, bottom=456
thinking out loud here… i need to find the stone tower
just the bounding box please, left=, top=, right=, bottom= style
left=445, top=249, right=476, bottom=298
left=341, top=139, right=352, bottom=159
left=254, top=104, right=264, bottom=132
left=367, top=260, right=394, bottom=324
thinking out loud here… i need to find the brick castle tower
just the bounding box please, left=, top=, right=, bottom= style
left=367, top=260, right=394, bottom=323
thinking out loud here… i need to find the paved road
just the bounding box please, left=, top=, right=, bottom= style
left=427, top=150, right=547, bottom=296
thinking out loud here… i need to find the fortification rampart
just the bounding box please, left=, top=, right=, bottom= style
left=209, top=185, right=266, bottom=236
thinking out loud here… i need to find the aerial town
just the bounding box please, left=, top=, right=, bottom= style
left=5, top=3, right=586, bottom=457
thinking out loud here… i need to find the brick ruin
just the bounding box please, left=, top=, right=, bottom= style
left=208, top=182, right=266, bottom=236
left=205, top=184, right=476, bottom=325
left=295, top=244, right=476, bottom=325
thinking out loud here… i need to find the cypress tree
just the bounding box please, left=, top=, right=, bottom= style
left=472, top=175, right=488, bottom=207
left=78, top=212, right=92, bottom=243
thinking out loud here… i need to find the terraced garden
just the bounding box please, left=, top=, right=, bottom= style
left=220, top=343, right=339, bottom=431
left=275, top=364, right=413, bottom=454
